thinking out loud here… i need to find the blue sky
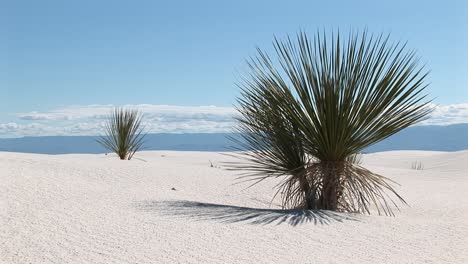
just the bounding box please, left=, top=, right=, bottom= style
left=1, top=0, right=467, bottom=137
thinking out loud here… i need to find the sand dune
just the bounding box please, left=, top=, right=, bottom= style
left=1, top=150, right=467, bottom=263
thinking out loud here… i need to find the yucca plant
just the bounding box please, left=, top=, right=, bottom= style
left=97, top=108, right=146, bottom=160
left=229, top=31, right=432, bottom=215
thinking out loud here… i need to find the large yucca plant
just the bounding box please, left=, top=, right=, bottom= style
left=97, top=108, right=146, bottom=160
left=230, top=31, right=432, bottom=215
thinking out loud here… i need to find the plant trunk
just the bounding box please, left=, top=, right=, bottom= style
left=295, top=169, right=316, bottom=210
left=301, top=178, right=315, bottom=210
left=319, top=161, right=344, bottom=211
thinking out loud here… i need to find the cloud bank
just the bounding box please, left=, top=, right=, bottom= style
left=421, top=103, right=468, bottom=126
left=1, top=103, right=467, bottom=137
left=2, top=105, right=236, bottom=137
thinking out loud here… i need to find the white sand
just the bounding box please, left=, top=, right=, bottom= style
left=1, top=150, right=467, bottom=263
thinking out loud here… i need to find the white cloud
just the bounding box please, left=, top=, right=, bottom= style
left=0, top=122, right=19, bottom=130
left=1, top=103, right=467, bottom=137
left=0, top=122, right=52, bottom=137
left=421, top=103, right=468, bottom=125
left=3, top=104, right=237, bottom=137
left=17, top=104, right=235, bottom=121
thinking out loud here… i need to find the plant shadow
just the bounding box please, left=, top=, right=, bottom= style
left=134, top=200, right=358, bottom=226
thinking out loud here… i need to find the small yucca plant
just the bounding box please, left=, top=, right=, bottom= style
left=97, top=108, right=146, bottom=160
left=229, top=31, right=432, bottom=215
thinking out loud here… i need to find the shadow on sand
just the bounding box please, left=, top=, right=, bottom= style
left=134, top=200, right=358, bottom=226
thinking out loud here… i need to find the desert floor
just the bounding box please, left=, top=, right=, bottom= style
left=1, top=150, right=467, bottom=263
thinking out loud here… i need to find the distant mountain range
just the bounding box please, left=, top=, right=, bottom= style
left=0, top=123, right=467, bottom=154
left=364, top=123, right=468, bottom=152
